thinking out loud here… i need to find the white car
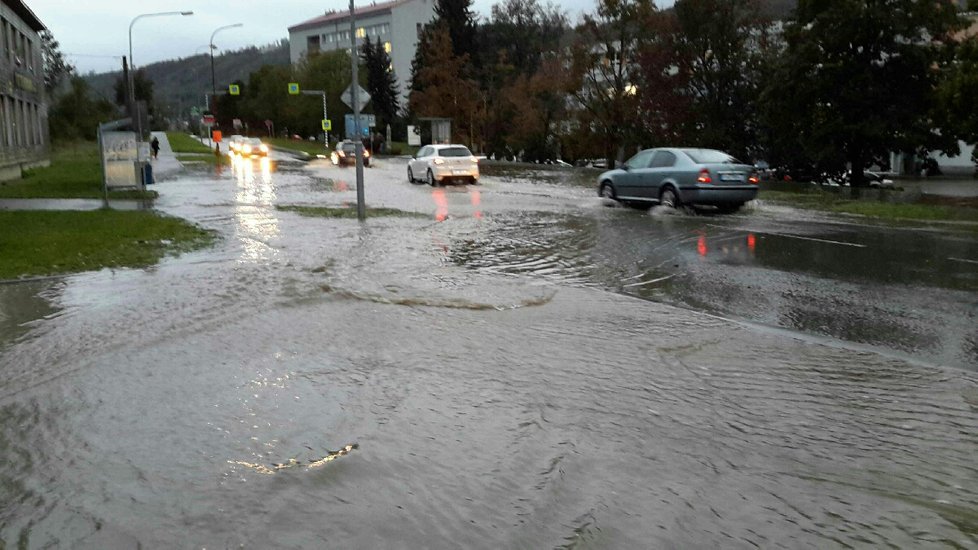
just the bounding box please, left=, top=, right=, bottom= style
left=408, top=144, right=480, bottom=186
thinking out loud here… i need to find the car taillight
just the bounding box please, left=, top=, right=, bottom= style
left=697, top=168, right=712, bottom=183
left=433, top=158, right=445, bottom=165
left=337, top=151, right=345, bottom=157
left=748, top=172, right=760, bottom=184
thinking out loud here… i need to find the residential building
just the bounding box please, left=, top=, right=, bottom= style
left=288, top=0, right=435, bottom=104
left=0, top=0, right=47, bottom=181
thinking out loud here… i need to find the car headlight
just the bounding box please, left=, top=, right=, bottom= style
left=243, top=145, right=252, bottom=154
left=259, top=144, right=268, bottom=153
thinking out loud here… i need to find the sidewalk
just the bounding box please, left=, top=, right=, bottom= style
left=150, top=131, right=185, bottom=180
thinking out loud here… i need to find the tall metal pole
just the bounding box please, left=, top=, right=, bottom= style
left=128, top=11, right=193, bottom=139
left=349, top=0, right=365, bottom=221
left=209, top=24, right=244, bottom=113
left=322, top=92, right=329, bottom=149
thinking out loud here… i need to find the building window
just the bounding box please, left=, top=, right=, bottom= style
left=384, top=42, right=391, bottom=53
left=356, top=27, right=365, bottom=38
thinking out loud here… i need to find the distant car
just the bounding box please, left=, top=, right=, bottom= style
left=407, top=144, right=480, bottom=186
left=238, top=137, right=268, bottom=157
left=227, top=135, right=245, bottom=153
left=330, top=140, right=370, bottom=167
left=597, top=148, right=759, bottom=212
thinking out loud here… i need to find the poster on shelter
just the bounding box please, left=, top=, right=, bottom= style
left=101, top=131, right=139, bottom=189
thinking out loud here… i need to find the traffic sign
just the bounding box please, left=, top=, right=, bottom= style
left=202, top=114, right=215, bottom=125
left=229, top=84, right=240, bottom=96
left=190, top=106, right=200, bottom=117
left=322, top=119, right=332, bottom=131
left=340, top=84, right=371, bottom=109
left=288, top=82, right=300, bottom=95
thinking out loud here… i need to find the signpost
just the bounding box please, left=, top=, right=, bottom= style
left=340, top=84, right=370, bottom=109
left=229, top=84, right=240, bottom=95
left=288, top=82, right=300, bottom=95
left=322, top=119, right=332, bottom=131
left=286, top=85, right=330, bottom=147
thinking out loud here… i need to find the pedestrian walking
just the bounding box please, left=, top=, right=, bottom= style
left=151, top=136, right=160, bottom=159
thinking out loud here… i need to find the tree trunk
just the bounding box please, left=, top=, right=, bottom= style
left=850, top=151, right=868, bottom=188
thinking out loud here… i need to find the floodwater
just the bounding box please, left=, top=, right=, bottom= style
left=1, top=154, right=977, bottom=548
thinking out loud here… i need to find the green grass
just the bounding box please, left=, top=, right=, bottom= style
left=0, top=142, right=157, bottom=200
left=165, top=132, right=215, bottom=154
left=0, top=210, right=215, bottom=279
left=276, top=204, right=426, bottom=218
left=266, top=138, right=329, bottom=157
left=176, top=153, right=229, bottom=166
left=761, top=189, right=978, bottom=223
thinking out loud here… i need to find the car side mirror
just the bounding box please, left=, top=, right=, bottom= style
left=622, top=164, right=630, bottom=171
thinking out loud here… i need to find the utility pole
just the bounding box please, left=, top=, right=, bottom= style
left=349, top=0, right=365, bottom=221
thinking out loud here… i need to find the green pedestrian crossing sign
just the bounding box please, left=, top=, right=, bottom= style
left=288, top=82, right=300, bottom=95
left=322, top=119, right=332, bottom=131
left=229, top=84, right=240, bottom=96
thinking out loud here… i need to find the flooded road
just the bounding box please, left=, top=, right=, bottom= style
left=1, top=155, right=977, bottom=548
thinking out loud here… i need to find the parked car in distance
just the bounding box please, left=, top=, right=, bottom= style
left=331, top=140, right=370, bottom=167
left=237, top=137, right=269, bottom=157
left=597, top=148, right=759, bottom=213
left=408, top=144, right=479, bottom=186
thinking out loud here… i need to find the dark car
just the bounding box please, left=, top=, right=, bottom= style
left=598, top=148, right=759, bottom=212
left=330, top=140, right=370, bottom=167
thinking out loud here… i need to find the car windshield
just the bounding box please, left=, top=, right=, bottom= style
left=438, top=147, right=472, bottom=157
left=684, top=149, right=742, bottom=164
left=246, top=138, right=262, bottom=145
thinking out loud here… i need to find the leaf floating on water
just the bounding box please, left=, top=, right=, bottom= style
left=229, top=443, right=359, bottom=475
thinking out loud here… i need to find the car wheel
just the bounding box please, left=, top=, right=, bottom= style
left=427, top=169, right=437, bottom=186
left=408, top=166, right=414, bottom=183
left=600, top=182, right=617, bottom=203
left=660, top=186, right=680, bottom=209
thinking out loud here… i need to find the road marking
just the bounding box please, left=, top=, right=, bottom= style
left=706, top=224, right=867, bottom=248
left=623, top=275, right=675, bottom=288
left=948, top=257, right=978, bottom=265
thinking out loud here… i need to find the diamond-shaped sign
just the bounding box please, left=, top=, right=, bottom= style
left=340, top=84, right=370, bottom=109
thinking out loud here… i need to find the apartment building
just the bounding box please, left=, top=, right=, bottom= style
left=288, top=0, right=435, bottom=104
left=0, top=0, right=47, bottom=181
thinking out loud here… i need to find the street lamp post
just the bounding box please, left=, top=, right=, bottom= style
left=210, top=23, right=243, bottom=111
left=128, top=10, right=193, bottom=138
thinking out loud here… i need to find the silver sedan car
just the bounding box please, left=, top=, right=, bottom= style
left=597, top=148, right=759, bottom=212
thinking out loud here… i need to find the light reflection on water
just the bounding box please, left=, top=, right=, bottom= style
left=232, top=156, right=280, bottom=263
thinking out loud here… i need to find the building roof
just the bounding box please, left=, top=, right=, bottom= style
left=288, top=0, right=411, bottom=33
left=3, top=0, right=45, bottom=32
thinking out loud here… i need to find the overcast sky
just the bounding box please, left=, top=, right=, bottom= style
left=27, top=0, right=597, bottom=75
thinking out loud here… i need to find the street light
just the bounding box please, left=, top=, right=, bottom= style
left=210, top=23, right=243, bottom=109
left=128, top=11, right=193, bottom=108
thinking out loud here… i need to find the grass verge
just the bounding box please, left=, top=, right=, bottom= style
left=0, top=142, right=157, bottom=200
left=760, top=189, right=978, bottom=223
left=266, top=138, right=327, bottom=157
left=165, top=132, right=215, bottom=154
left=0, top=210, right=215, bottom=280
left=276, top=204, right=426, bottom=219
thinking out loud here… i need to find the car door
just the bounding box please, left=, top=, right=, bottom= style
left=412, top=147, right=430, bottom=175
left=616, top=150, right=656, bottom=199
left=642, top=150, right=678, bottom=199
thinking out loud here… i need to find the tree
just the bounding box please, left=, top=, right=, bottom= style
left=760, top=0, right=964, bottom=184
left=479, top=0, right=568, bottom=77
left=113, top=69, right=155, bottom=107
left=48, top=77, right=118, bottom=141
left=40, top=30, right=74, bottom=94
left=937, top=36, right=978, bottom=165
left=362, top=36, right=401, bottom=132
left=670, top=0, right=772, bottom=160
left=409, top=27, right=486, bottom=148
left=434, top=0, right=478, bottom=61
left=569, top=0, right=660, bottom=165
left=497, top=57, right=570, bottom=160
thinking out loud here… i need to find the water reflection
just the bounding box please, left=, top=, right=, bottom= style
left=232, top=155, right=280, bottom=263
left=429, top=186, right=484, bottom=221
left=0, top=280, right=63, bottom=349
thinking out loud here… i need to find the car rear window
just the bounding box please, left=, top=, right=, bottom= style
left=341, top=143, right=356, bottom=152
left=685, top=150, right=741, bottom=164
left=438, top=147, right=472, bottom=157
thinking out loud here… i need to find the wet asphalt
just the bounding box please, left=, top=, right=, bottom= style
left=0, top=153, right=976, bottom=548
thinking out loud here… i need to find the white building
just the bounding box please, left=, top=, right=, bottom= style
left=0, top=0, right=48, bottom=181
left=288, top=0, right=435, bottom=104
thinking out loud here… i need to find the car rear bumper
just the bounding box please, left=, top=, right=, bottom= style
left=680, top=186, right=758, bottom=205
left=433, top=166, right=479, bottom=181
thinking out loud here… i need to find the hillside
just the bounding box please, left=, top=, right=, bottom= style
left=83, top=40, right=291, bottom=119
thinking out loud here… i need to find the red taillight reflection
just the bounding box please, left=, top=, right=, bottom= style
left=697, top=235, right=707, bottom=256
left=697, top=169, right=712, bottom=183
left=432, top=188, right=448, bottom=222
left=469, top=188, right=482, bottom=219
left=747, top=233, right=756, bottom=251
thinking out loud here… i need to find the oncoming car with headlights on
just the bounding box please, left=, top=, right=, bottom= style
left=237, top=137, right=269, bottom=157
left=331, top=140, right=370, bottom=167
